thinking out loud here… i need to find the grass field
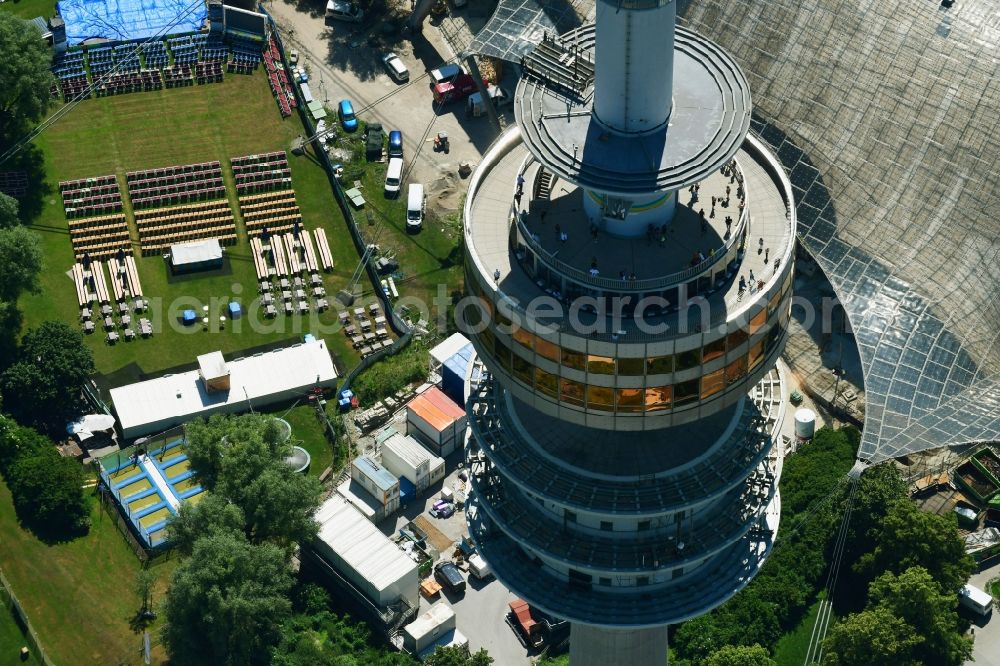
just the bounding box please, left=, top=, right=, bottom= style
left=773, top=597, right=827, bottom=665
left=275, top=403, right=335, bottom=477
left=0, top=604, right=41, bottom=666
left=18, top=71, right=366, bottom=379
left=344, top=152, right=465, bottom=324
left=0, top=479, right=175, bottom=665
left=0, top=0, right=55, bottom=20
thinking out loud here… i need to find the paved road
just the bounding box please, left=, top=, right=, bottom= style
left=968, top=562, right=999, bottom=666
left=264, top=0, right=512, bottom=211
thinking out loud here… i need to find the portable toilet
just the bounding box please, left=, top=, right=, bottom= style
left=228, top=302, right=242, bottom=319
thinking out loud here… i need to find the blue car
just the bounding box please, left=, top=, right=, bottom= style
left=388, top=130, right=403, bottom=158
left=338, top=100, right=358, bottom=132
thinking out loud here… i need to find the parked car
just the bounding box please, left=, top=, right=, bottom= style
left=433, top=74, right=477, bottom=105
left=429, top=63, right=464, bottom=86
left=382, top=53, right=409, bottom=83
left=388, top=130, right=403, bottom=158
left=434, top=561, right=466, bottom=593
left=289, top=50, right=299, bottom=65
left=338, top=100, right=358, bottom=132
left=326, top=0, right=363, bottom=23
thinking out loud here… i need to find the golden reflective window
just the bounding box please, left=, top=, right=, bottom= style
left=561, top=378, right=585, bottom=406
left=647, top=355, right=674, bottom=375
left=587, top=385, right=615, bottom=411
left=587, top=354, right=615, bottom=375
left=726, top=328, right=748, bottom=350
left=512, top=327, right=535, bottom=351
left=725, top=356, right=747, bottom=385
left=617, top=388, right=645, bottom=413
left=645, top=385, right=673, bottom=411
left=768, top=289, right=782, bottom=316
left=561, top=349, right=586, bottom=371
left=748, top=308, right=767, bottom=335
left=748, top=339, right=765, bottom=370
left=703, top=338, right=726, bottom=363
left=536, top=337, right=559, bottom=362
left=535, top=368, right=559, bottom=398
left=701, top=368, right=725, bottom=399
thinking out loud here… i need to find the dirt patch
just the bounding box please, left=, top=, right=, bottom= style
left=413, top=514, right=455, bottom=553
left=426, top=172, right=464, bottom=217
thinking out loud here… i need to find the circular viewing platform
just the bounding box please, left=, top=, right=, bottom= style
left=513, top=155, right=749, bottom=292
left=515, top=24, right=752, bottom=195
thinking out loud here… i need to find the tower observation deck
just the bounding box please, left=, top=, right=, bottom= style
left=460, top=1, right=796, bottom=663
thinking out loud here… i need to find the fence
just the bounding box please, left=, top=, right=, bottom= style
left=0, top=569, right=55, bottom=665
left=259, top=11, right=414, bottom=386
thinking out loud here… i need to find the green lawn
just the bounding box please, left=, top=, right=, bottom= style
left=18, top=71, right=363, bottom=382
left=339, top=141, right=465, bottom=320
left=773, top=597, right=828, bottom=666
left=0, top=0, right=56, bottom=20
left=0, top=603, right=41, bottom=666
left=0, top=479, right=174, bottom=665
left=268, top=403, right=334, bottom=477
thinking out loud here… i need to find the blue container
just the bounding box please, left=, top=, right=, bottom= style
left=399, top=476, right=416, bottom=505
left=442, top=343, right=474, bottom=405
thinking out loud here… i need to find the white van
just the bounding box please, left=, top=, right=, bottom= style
left=429, top=63, right=464, bottom=86
left=384, top=157, right=403, bottom=197
left=326, top=0, right=363, bottom=23
left=406, top=184, right=424, bottom=230
left=467, top=553, right=492, bottom=580
left=959, top=584, right=993, bottom=616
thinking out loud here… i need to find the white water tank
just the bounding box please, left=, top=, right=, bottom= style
left=794, top=408, right=816, bottom=440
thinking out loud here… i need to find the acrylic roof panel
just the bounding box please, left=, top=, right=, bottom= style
left=409, top=386, right=466, bottom=432
left=672, top=0, right=1000, bottom=462
left=314, top=495, right=416, bottom=591
left=430, top=333, right=472, bottom=366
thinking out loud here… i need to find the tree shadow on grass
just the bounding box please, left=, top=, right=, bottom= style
left=8, top=144, right=51, bottom=224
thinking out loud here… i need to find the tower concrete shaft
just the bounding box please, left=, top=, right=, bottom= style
left=594, top=0, right=676, bottom=134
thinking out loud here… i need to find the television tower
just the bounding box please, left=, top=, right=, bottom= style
left=460, top=1, right=796, bottom=663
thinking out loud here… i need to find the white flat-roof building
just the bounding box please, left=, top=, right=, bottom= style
left=380, top=431, right=445, bottom=493
left=312, top=495, right=419, bottom=612
left=110, top=340, right=338, bottom=438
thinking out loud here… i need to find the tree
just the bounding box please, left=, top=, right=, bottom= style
left=0, top=321, right=95, bottom=427
left=423, top=647, right=492, bottom=666
left=163, top=532, right=293, bottom=666
left=183, top=413, right=321, bottom=548
left=135, top=568, right=156, bottom=616
left=0, top=13, right=55, bottom=142
left=0, top=225, right=42, bottom=303
left=703, top=643, right=776, bottom=666
left=7, top=446, right=90, bottom=535
left=0, top=193, right=18, bottom=229
left=867, top=566, right=973, bottom=666
left=184, top=413, right=286, bottom=490
left=167, top=492, right=246, bottom=555
left=855, top=499, right=974, bottom=595
left=823, top=607, right=921, bottom=666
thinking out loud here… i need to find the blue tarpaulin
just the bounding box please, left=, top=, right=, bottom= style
left=57, top=0, right=206, bottom=44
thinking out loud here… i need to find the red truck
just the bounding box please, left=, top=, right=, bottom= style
left=433, top=74, right=479, bottom=105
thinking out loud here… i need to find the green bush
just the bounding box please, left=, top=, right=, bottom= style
left=350, top=342, right=429, bottom=405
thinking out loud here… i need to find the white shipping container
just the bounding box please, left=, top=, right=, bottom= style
left=381, top=432, right=444, bottom=493
left=313, top=496, right=419, bottom=610
left=403, top=603, right=456, bottom=654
